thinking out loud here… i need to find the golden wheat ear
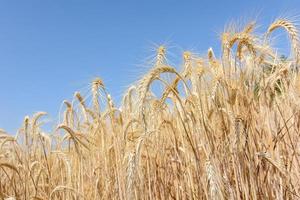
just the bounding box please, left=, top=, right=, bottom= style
left=267, top=18, right=300, bottom=64
left=31, top=112, right=47, bottom=131
left=208, top=47, right=215, bottom=61
left=74, top=91, right=89, bottom=122
left=155, top=45, right=166, bottom=67
left=61, top=99, right=75, bottom=127
left=245, top=21, right=256, bottom=32
left=91, top=77, right=105, bottom=115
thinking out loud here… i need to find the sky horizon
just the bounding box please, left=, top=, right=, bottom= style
left=0, top=0, right=299, bottom=133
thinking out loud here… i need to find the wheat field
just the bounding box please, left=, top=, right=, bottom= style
left=1, top=18, right=300, bottom=199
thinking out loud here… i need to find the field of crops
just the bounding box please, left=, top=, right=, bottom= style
left=1, top=19, right=300, bottom=199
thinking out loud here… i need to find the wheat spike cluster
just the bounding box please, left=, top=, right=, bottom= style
left=1, top=18, right=300, bottom=199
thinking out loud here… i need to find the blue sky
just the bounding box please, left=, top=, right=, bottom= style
left=0, top=0, right=299, bottom=133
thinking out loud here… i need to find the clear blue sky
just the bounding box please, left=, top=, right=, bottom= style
left=0, top=0, right=299, bottom=133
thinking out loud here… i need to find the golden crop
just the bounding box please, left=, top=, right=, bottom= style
left=1, top=18, right=300, bottom=199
